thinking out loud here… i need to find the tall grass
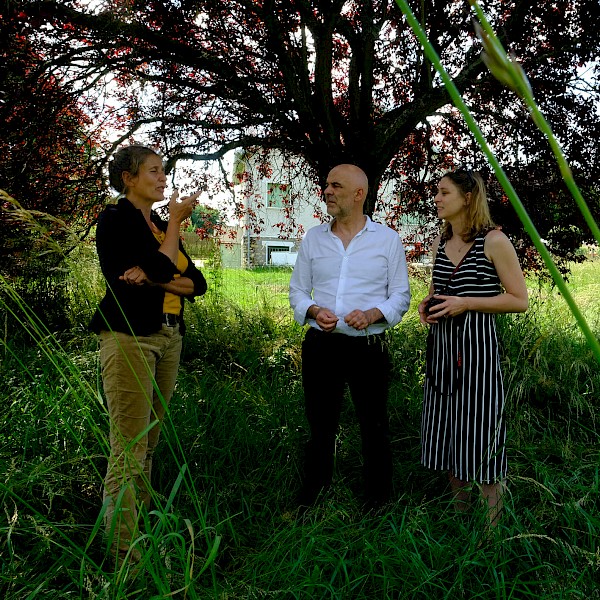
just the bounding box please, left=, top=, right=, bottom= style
left=0, top=252, right=598, bottom=598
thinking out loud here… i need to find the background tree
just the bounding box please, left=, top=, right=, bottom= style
left=0, top=11, right=105, bottom=329
left=5, top=0, right=600, bottom=272
left=188, top=204, right=222, bottom=238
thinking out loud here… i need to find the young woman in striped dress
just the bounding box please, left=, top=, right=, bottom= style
left=418, top=168, right=528, bottom=525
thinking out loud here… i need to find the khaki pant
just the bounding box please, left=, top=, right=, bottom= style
left=99, top=324, right=182, bottom=559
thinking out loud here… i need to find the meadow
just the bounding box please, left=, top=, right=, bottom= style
left=0, top=252, right=599, bottom=599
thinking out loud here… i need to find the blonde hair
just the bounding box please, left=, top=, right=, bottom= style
left=440, top=168, right=495, bottom=242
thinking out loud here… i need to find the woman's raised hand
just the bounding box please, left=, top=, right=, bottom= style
left=168, top=189, right=201, bottom=224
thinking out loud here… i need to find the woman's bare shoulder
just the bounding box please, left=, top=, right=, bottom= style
left=484, top=228, right=517, bottom=261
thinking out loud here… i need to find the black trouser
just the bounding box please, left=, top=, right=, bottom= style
left=300, top=327, right=392, bottom=502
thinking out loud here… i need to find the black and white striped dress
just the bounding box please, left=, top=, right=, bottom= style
left=421, top=232, right=506, bottom=483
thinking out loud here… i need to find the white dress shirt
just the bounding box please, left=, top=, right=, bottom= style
left=289, top=216, right=411, bottom=336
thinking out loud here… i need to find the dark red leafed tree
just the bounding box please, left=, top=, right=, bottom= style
left=0, top=11, right=106, bottom=279
left=0, top=9, right=107, bottom=329
left=4, top=0, right=600, bottom=272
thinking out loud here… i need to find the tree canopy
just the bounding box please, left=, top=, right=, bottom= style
left=3, top=0, right=600, bottom=270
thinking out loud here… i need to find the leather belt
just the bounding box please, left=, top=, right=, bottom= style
left=162, top=313, right=180, bottom=327
left=307, top=327, right=386, bottom=345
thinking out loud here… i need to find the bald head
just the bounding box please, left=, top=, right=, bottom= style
left=328, top=164, right=369, bottom=201
left=324, top=164, right=370, bottom=222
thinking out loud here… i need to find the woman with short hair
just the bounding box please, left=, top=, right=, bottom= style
left=90, top=145, right=206, bottom=566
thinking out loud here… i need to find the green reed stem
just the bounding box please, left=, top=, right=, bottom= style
left=467, top=0, right=600, bottom=244
left=394, top=0, right=600, bottom=364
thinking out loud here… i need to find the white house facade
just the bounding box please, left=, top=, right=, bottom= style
left=230, top=149, right=433, bottom=268
left=232, top=150, right=325, bottom=267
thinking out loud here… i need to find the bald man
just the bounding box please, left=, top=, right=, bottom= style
left=290, top=164, right=411, bottom=510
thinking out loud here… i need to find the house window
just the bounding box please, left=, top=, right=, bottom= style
left=263, top=240, right=295, bottom=265
left=266, top=182, right=289, bottom=208
left=267, top=245, right=290, bottom=263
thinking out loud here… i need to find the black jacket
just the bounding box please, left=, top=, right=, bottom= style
left=89, top=197, right=207, bottom=336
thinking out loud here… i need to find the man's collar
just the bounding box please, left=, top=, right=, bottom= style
left=323, top=215, right=374, bottom=232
